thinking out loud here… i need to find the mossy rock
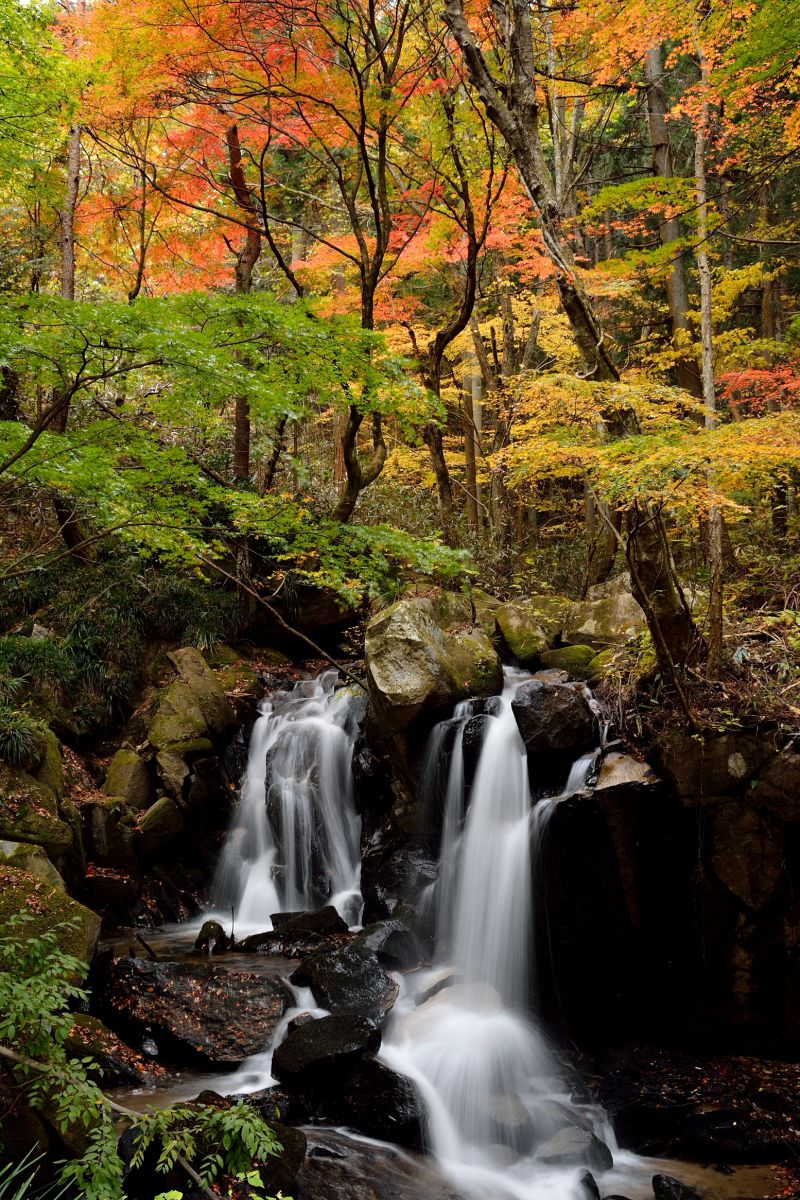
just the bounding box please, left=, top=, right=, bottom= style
left=147, top=680, right=209, bottom=749
left=539, top=645, right=597, bottom=679
left=365, top=598, right=503, bottom=733
left=214, top=661, right=261, bottom=693
left=0, top=863, right=101, bottom=969
left=135, top=796, right=185, bottom=855
left=586, top=648, right=616, bottom=684
left=168, top=648, right=235, bottom=734
left=0, top=762, right=72, bottom=856
left=103, top=749, right=152, bottom=810
left=471, top=589, right=502, bottom=638
left=33, top=730, right=64, bottom=800
left=496, top=596, right=569, bottom=663
left=562, top=590, right=646, bottom=648
left=0, top=840, right=65, bottom=890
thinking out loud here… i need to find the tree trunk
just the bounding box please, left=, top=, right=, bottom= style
left=695, top=47, right=724, bottom=678
left=644, top=45, right=703, bottom=398
left=462, top=367, right=480, bottom=532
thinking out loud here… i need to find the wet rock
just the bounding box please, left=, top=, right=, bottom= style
left=295, top=1128, right=464, bottom=1200
left=66, top=1014, right=153, bottom=1086
left=652, top=1176, right=702, bottom=1200
left=246, top=1085, right=305, bottom=1125
left=480, top=1092, right=534, bottom=1152
left=102, top=749, right=152, bottom=809
left=462, top=713, right=492, bottom=788
left=562, top=575, right=646, bottom=648
left=291, top=943, right=399, bottom=1023
left=273, top=906, right=349, bottom=936
left=352, top=736, right=395, bottom=838
left=353, top=918, right=424, bottom=971
left=263, top=1122, right=308, bottom=1196
left=495, top=596, right=568, bottom=663
left=539, top=646, right=597, bottom=678
left=272, top=1013, right=380, bottom=1086
left=511, top=681, right=597, bottom=756
left=578, top=1169, right=600, bottom=1200
left=417, top=969, right=458, bottom=1004
left=536, top=1127, right=613, bottom=1171
left=80, top=799, right=137, bottom=870
left=134, top=796, right=185, bottom=856
left=97, top=957, right=286, bottom=1067
left=339, top=1058, right=426, bottom=1150
left=365, top=598, right=502, bottom=734
left=194, top=919, right=232, bottom=954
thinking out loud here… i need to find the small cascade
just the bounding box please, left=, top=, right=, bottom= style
left=382, top=668, right=611, bottom=1200
left=211, top=670, right=362, bottom=931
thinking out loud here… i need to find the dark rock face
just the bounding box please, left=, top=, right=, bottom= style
left=272, top=906, right=349, bottom=936
left=652, top=1176, right=702, bottom=1200
left=271, top=1013, right=380, bottom=1086
left=261, top=1123, right=308, bottom=1197
left=338, top=1058, right=426, bottom=1150
left=295, top=1128, right=464, bottom=1200
left=536, top=1127, right=613, bottom=1171
left=596, top=1047, right=800, bottom=1164
left=291, top=944, right=399, bottom=1023
left=353, top=918, right=424, bottom=971
left=511, top=681, right=597, bottom=757
left=96, top=958, right=286, bottom=1067
left=462, top=713, right=492, bottom=792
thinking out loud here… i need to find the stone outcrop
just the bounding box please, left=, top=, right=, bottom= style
left=495, top=596, right=568, bottom=663
left=511, top=680, right=597, bottom=757
left=561, top=574, right=647, bottom=647
left=365, top=597, right=502, bottom=733
left=0, top=760, right=73, bottom=859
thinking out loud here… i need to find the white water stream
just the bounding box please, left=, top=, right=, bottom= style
left=210, top=670, right=362, bottom=932
left=381, top=669, right=612, bottom=1200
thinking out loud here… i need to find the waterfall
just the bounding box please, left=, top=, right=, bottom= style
left=211, top=670, right=362, bottom=931
left=382, top=668, right=611, bottom=1200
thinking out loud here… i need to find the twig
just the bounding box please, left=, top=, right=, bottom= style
left=135, top=932, right=159, bottom=961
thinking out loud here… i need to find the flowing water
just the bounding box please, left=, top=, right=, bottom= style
left=211, top=670, right=362, bottom=932
left=381, top=669, right=610, bottom=1200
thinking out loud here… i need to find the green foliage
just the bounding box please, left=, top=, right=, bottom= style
left=0, top=1151, right=67, bottom=1199
left=0, top=915, right=286, bottom=1200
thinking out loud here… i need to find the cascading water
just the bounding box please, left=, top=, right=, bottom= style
left=211, top=670, right=363, bottom=931
left=382, top=668, right=611, bottom=1200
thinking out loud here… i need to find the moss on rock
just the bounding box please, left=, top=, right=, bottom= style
left=0, top=862, right=100, bottom=969
left=496, top=596, right=569, bottom=663
left=539, top=645, right=597, bottom=679
left=103, top=748, right=152, bottom=809
left=0, top=762, right=72, bottom=856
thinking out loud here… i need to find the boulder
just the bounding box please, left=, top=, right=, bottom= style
left=272, top=906, right=349, bottom=936
left=261, top=1122, right=308, bottom=1196
left=365, top=599, right=502, bottom=733
left=66, top=1014, right=153, bottom=1086
left=578, top=1170, right=600, bottom=1200
left=80, top=799, right=138, bottom=870
left=271, top=1013, right=380, bottom=1086
left=471, top=588, right=502, bottom=638
left=167, top=648, right=235, bottom=735
left=147, top=681, right=209, bottom=749
left=0, top=863, right=100, bottom=968
left=103, top=749, right=152, bottom=809
left=511, top=681, right=597, bottom=756
left=353, top=918, right=424, bottom=971
left=562, top=576, right=646, bottom=648
left=495, top=596, right=568, bottom=663
left=652, top=1176, right=702, bottom=1200
left=536, top=1126, right=613, bottom=1171
left=194, top=919, right=232, bottom=954
left=585, top=648, right=616, bottom=684
left=97, top=958, right=285, bottom=1067
left=296, top=1128, right=464, bottom=1200
left=539, top=646, right=597, bottom=678
left=339, top=1057, right=426, bottom=1149
left=292, top=943, right=400, bottom=1023
left=155, top=748, right=191, bottom=799
left=34, top=730, right=64, bottom=799
left=0, top=840, right=65, bottom=890
left=0, top=761, right=72, bottom=857
left=135, top=796, right=185, bottom=856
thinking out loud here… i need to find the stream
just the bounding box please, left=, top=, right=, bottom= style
left=110, top=669, right=791, bottom=1200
